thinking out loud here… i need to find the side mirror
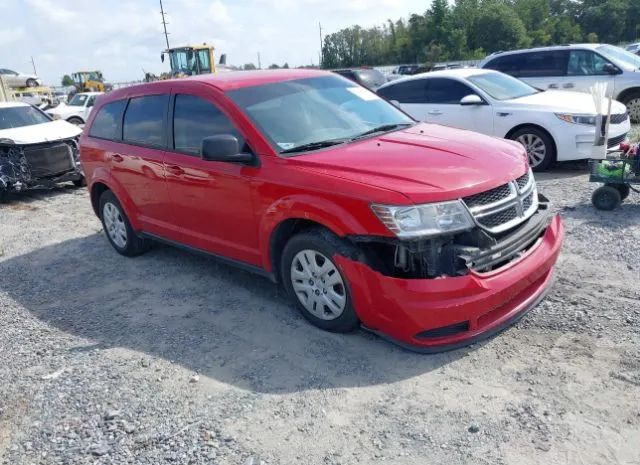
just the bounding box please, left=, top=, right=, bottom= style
left=389, top=99, right=401, bottom=107
left=460, top=94, right=483, bottom=106
left=201, top=135, right=253, bottom=163
left=603, top=63, right=620, bottom=75
left=160, top=53, right=165, bottom=63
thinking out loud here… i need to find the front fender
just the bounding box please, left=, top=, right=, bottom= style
left=258, top=194, right=377, bottom=272
left=89, top=167, right=141, bottom=231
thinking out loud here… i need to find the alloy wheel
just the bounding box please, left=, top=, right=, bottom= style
left=290, top=249, right=346, bottom=320
left=627, top=97, right=640, bottom=123
left=103, top=202, right=127, bottom=248
left=516, top=133, right=547, bottom=168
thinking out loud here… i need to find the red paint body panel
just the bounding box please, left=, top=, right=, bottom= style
left=80, top=70, right=564, bottom=351
left=336, top=215, right=563, bottom=348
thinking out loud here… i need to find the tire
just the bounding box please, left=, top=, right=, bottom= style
left=72, top=176, right=87, bottom=187
left=592, top=185, right=622, bottom=211
left=509, top=127, right=556, bottom=172
left=26, top=78, right=37, bottom=87
left=98, top=190, right=150, bottom=256
left=620, top=90, right=640, bottom=124
left=67, top=117, right=84, bottom=126
left=607, top=182, right=630, bottom=200
left=281, top=228, right=360, bottom=333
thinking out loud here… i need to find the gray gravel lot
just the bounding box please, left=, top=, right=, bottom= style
left=1, top=158, right=639, bottom=464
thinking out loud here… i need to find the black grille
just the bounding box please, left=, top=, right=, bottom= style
left=608, top=133, right=627, bottom=148
left=522, top=191, right=534, bottom=211
left=516, top=172, right=530, bottom=190
left=463, top=183, right=511, bottom=208
left=23, top=143, right=74, bottom=177
left=608, top=113, right=628, bottom=125
left=477, top=206, right=518, bottom=228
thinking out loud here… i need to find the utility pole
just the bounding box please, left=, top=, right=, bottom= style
left=257, top=52, right=261, bottom=70
left=159, top=0, right=170, bottom=51
left=318, top=22, right=323, bottom=68
left=30, top=56, right=37, bottom=75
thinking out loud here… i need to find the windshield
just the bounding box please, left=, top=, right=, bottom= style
left=170, top=49, right=199, bottom=75
left=69, top=94, right=88, bottom=106
left=468, top=72, right=539, bottom=100
left=227, top=76, right=413, bottom=155
left=0, top=106, right=51, bottom=130
left=597, top=45, right=640, bottom=70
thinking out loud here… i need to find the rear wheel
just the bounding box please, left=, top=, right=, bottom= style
left=281, top=228, right=359, bottom=333
left=509, top=127, right=556, bottom=172
left=99, top=190, right=150, bottom=256
left=26, top=78, right=37, bottom=87
left=592, top=185, right=622, bottom=211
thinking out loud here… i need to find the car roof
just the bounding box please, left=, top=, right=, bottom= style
left=107, top=70, right=331, bottom=100
left=378, top=68, right=496, bottom=88
left=0, top=101, right=30, bottom=108
left=487, top=43, right=603, bottom=59
left=75, top=92, right=103, bottom=96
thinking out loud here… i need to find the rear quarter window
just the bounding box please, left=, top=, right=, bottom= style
left=88, top=100, right=127, bottom=140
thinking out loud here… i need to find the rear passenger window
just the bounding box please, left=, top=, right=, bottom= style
left=567, top=51, right=611, bottom=76
left=377, top=79, right=426, bottom=104
left=519, top=51, right=567, bottom=77
left=123, top=94, right=169, bottom=147
left=89, top=100, right=126, bottom=140
left=426, top=78, right=476, bottom=104
left=173, top=94, right=244, bottom=155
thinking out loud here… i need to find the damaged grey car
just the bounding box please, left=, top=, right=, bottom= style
left=0, top=101, right=84, bottom=201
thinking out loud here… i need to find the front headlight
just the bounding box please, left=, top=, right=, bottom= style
left=555, top=113, right=596, bottom=125
left=371, top=200, right=474, bottom=238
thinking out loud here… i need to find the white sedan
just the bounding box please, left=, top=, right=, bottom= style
left=46, top=92, right=102, bottom=125
left=377, top=69, right=631, bottom=170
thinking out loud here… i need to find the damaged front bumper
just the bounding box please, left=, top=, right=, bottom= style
left=337, top=198, right=564, bottom=352
left=0, top=139, right=83, bottom=194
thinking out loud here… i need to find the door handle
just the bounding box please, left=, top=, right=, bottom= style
left=111, top=154, right=124, bottom=163
left=548, top=84, right=559, bottom=89
left=563, top=83, right=575, bottom=89
left=427, top=110, right=442, bottom=115
left=166, top=165, right=185, bottom=176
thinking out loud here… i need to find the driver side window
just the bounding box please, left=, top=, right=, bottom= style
left=173, top=94, right=245, bottom=156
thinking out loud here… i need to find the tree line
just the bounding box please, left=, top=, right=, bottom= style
left=321, top=0, right=640, bottom=68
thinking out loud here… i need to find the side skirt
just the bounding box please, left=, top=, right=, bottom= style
left=139, top=232, right=277, bottom=283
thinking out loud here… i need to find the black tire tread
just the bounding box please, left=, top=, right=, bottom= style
left=98, top=190, right=150, bottom=257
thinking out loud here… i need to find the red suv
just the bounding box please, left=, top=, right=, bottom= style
left=80, top=70, right=563, bottom=352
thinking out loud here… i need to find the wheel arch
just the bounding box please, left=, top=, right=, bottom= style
left=88, top=169, right=141, bottom=230
left=504, top=123, right=557, bottom=160
left=616, top=86, right=640, bottom=103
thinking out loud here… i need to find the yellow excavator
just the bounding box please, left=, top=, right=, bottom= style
left=71, top=71, right=112, bottom=92
left=160, top=43, right=233, bottom=77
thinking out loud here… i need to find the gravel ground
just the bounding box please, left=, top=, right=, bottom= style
left=1, top=144, right=639, bottom=464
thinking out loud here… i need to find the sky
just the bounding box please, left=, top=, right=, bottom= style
left=1, top=0, right=427, bottom=86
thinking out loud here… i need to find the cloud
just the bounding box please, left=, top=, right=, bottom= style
left=3, top=0, right=427, bottom=84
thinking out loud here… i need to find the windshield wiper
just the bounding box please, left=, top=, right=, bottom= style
left=350, top=122, right=414, bottom=140
left=279, top=139, right=347, bottom=154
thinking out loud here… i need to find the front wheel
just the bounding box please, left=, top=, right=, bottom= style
left=509, top=127, right=556, bottom=172
left=607, top=183, right=630, bottom=200
left=592, top=185, right=622, bottom=211
left=281, top=229, right=359, bottom=333
left=621, top=91, right=640, bottom=124
left=72, top=176, right=86, bottom=187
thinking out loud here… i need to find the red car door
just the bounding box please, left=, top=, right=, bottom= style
left=111, top=92, right=174, bottom=236
left=162, top=88, right=261, bottom=266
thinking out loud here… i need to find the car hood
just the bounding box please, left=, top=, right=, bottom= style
left=503, top=90, right=627, bottom=114
left=46, top=103, right=80, bottom=117
left=0, top=120, right=82, bottom=145
left=287, top=123, right=528, bottom=204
